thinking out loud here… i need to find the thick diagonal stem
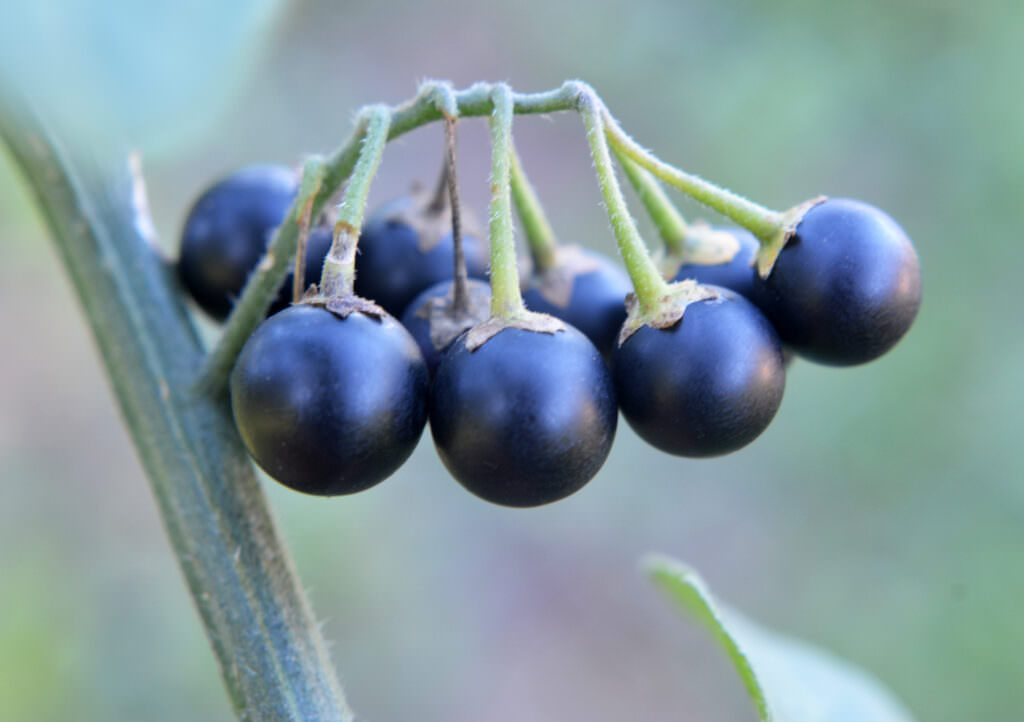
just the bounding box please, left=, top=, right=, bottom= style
left=0, top=108, right=352, bottom=722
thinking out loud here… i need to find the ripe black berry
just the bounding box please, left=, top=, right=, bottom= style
left=230, top=304, right=429, bottom=496
left=671, top=227, right=758, bottom=300
left=429, top=326, right=617, bottom=507
left=752, top=198, right=922, bottom=366
left=178, top=165, right=297, bottom=319
left=355, top=196, right=490, bottom=316
left=521, top=247, right=631, bottom=357
left=613, top=288, right=786, bottom=457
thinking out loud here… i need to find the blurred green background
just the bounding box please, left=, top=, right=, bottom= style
left=1, top=0, right=1022, bottom=720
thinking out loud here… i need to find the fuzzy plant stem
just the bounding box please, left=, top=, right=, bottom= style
left=600, top=105, right=783, bottom=241
left=0, top=107, right=353, bottom=721
left=509, top=143, right=559, bottom=271
left=576, top=88, right=670, bottom=313
left=319, top=105, right=391, bottom=299
left=486, top=84, right=526, bottom=318
left=614, top=146, right=690, bottom=254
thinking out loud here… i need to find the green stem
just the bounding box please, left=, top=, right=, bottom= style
left=601, top=106, right=783, bottom=241
left=509, top=142, right=559, bottom=272
left=614, top=146, right=690, bottom=253
left=487, top=84, right=526, bottom=318
left=0, top=106, right=352, bottom=721
left=577, top=89, right=670, bottom=312
left=319, top=105, right=390, bottom=299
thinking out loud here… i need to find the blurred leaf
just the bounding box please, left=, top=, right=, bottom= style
left=0, top=0, right=284, bottom=153
left=645, top=554, right=916, bottom=722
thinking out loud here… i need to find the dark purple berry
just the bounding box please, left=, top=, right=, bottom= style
left=613, top=288, right=786, bottom=457
left=230, top=305, right=429, bottom=496
left=752, top=198, right=921, bottom=366
left=430, top=326, right=617, bottom=507
left=178, top=165, right=296, bottom=320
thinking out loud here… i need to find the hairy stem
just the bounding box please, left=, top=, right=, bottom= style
left=601, top=108, right=782, bottom=241
left=509, top=142, right=559, bottom=272
left=319, top=105, right=390, bottom=299
left=577, top=88, right=670, bottom=312
left=0, top=106, right=352, bottom=721
left=614, top=147, right=690, bottom=253
left=487, top=84, right=526, bottom=318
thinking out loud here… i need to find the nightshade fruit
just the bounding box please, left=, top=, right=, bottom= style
left=178, top=165, right=297, bottom=320
left=752, top=198, right=922, bottom=366
left=430, top=326, right=618, bottom=507
left=672, top=227, right=759, bottom=300
left=355, top=195, right=490, bottom=316
left=230, top=305, right=429, bottom=496
left=613, top=288, right=786, bottom=457
left=521, top=246, right=631, bottom=357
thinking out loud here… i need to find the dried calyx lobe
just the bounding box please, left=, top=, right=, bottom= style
left=400, top=278, right=491, bottom=376
left=752, top=198, right=921, bottom=366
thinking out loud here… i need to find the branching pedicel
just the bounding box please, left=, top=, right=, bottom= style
left=182, top=79, right=920, bottom=505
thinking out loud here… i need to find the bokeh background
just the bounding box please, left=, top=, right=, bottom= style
left=2, top=1, right=1022, bottom=720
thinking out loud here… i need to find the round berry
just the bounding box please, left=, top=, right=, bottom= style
left=400, top=278, right=491, bottom=376
left=613, top=288, right=786, bottom=457
left=355, top=196, right=490, bottom=316
left=672, top=227, right=758, bottom=300
left=522, top=247, right=631, bottom=357
left=430, top=326, right=617, bottom=507
left=752, top=198, right=922, bottom=366
left=178, top=165, right=297, bottom=320
left=230, top=305, right=429, bottom=496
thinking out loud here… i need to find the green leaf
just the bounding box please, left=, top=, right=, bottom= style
left=644, top=554, right=916, bottom=722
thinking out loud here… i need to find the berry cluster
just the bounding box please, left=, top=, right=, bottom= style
left=178, top=82, right=921, bottom=508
